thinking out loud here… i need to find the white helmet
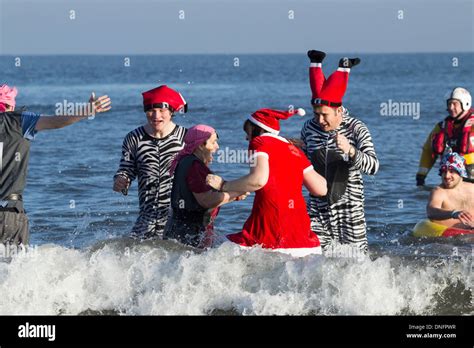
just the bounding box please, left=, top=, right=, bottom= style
left=447, top=87, right=471, bottom=111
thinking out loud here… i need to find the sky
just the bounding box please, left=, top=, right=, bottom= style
left=0, top=0, right=473, bottom=54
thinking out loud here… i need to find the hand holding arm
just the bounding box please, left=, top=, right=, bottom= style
left=206, top=155, right=269, bottom=193
left=193, top=190, right=249, bottom=209
left=426, top=188, right=473, bottom=227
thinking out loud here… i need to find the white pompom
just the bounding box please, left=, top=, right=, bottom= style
left=296, top=108, right=306, bottom=116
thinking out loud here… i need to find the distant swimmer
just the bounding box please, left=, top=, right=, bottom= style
left=0, top=84, right=111, bottom=245
left=164, top=125, right=248, bottom=248
left=207, top=108, right=328, bottom=257
left=416, top=87, right=474, bottom=185
left=113, top=85, right=187, bottom=240
left=427, top=152, right=474, bottom=230
left=301, top=50, right=379, bottom=253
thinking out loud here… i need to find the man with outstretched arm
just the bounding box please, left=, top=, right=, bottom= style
left=0, top=84, right=111, bottom=245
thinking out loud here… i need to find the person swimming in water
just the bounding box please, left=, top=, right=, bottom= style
left=427, top=152, right=474, bottom=230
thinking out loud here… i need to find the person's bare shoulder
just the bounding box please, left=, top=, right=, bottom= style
left=429, top=185, right=447, bottom=202
left=464, top=181, right=474, bottom=194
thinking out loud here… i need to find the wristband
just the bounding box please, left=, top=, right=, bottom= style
left=220, top=180, right=227, bottom=192
left=451, top=210, right=461, bottom=219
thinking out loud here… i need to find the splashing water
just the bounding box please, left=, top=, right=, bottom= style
left=0, top=239, right=471, bottom=315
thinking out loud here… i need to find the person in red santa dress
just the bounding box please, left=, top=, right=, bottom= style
left=206, top=108, right=328, bottom=257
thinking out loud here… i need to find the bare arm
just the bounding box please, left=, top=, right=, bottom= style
left=426, top=187, right=452, bottom=220
left=35, top=94, right=111, bottom=131
left=427, top=187, right=474, bottom=226
left=303, top=168, right=327, bottom=197
left=193, top=191, right=247, bottom=209
left=223, top=155, right=269, bottom=192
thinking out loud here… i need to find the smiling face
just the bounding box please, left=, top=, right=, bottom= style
left=441, top=167, right=463, bottom=189
left=196, top=132, right=219, bottom=165
left=312, top=105, right=343, bottom=132
left=145, top=107, right=173, bottom=133
left=447, top=99, right=465, bottom=119
left=447, top=99, right=470, bottom=120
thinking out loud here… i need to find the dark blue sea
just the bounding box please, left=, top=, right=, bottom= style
left=0, top=54, right=472, bottom=315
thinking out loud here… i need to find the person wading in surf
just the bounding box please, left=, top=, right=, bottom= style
left=164, top=125, right=248, bottom=248
left=207, top=108, right=327, bottom=257
left=416, top=87, right=474, bottom=185
left=113, top=85, right=187, bottom=240
left=0, top=84, right=111, bottom=245
left=300, top=50, right=379, bottom=253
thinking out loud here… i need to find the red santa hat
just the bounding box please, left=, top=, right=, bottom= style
left=310, top=64, right=350, bottom=108
left=142, top=85, right=187, bottom=113
left=248, top=108, right=306, bottom=135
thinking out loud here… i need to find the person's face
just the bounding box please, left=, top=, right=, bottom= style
left=2, top=104, right=14, bottom=112
left=313, top=105, right=343, bottom=132
left=441, top=167, right=463, bottom=188
left=198, top=133, right=219, bottom=164
left=145, top=108, right=172, bottom=132
left=447, top=99, right=465, bottom=119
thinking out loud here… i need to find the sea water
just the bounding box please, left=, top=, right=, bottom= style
left=0, top=54, right=472, bottom=315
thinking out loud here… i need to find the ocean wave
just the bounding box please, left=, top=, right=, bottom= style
left=0, top=239, right=471, bottom=315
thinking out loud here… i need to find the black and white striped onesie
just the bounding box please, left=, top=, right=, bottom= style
left=115, top=125, right=186, bottom=239
left=301, top=112, right=379, bottom=252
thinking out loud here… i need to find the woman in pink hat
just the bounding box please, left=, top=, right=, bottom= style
left=164, top=125, right=248, bottom=248
left=207, top=108, right=328, bottom=257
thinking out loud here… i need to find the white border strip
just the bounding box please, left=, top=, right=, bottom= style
left=337, top=67, right=351, bottom=73
left=249, top=151, right=269, bottom=162
left=303, top=165, right=314, bottom=174
left=260, top=133, right=289, bottom=143
left=248, top=116, right=279, bottom=135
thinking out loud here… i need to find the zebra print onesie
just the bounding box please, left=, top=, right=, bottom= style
left=115, top=125, right=186, bottom=239
left=301, top=112, right=379, bottom=252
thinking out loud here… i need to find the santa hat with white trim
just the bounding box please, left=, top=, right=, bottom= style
left=310, top=68, right=350, bottom=107
left=248, top=108, right=306, bottom=135
left=308, top=51, right=360, bottom=108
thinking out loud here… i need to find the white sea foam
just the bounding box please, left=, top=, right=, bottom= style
left=0, top=240, right=471, bottom=315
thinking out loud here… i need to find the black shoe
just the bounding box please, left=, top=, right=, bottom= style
left=339, top=57, right=361, bottom=68
left=307, top=50, right=326, bottom=63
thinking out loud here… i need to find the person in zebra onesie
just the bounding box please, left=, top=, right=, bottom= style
left=114, top=85, right=187, bottom=240
left=301, top=50, right=379, bottom=253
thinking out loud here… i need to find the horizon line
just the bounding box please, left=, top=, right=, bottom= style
left=1, top=51, right=473, bottom=57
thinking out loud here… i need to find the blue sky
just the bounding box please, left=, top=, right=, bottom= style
left=0, top=0, right=472, bottom=54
